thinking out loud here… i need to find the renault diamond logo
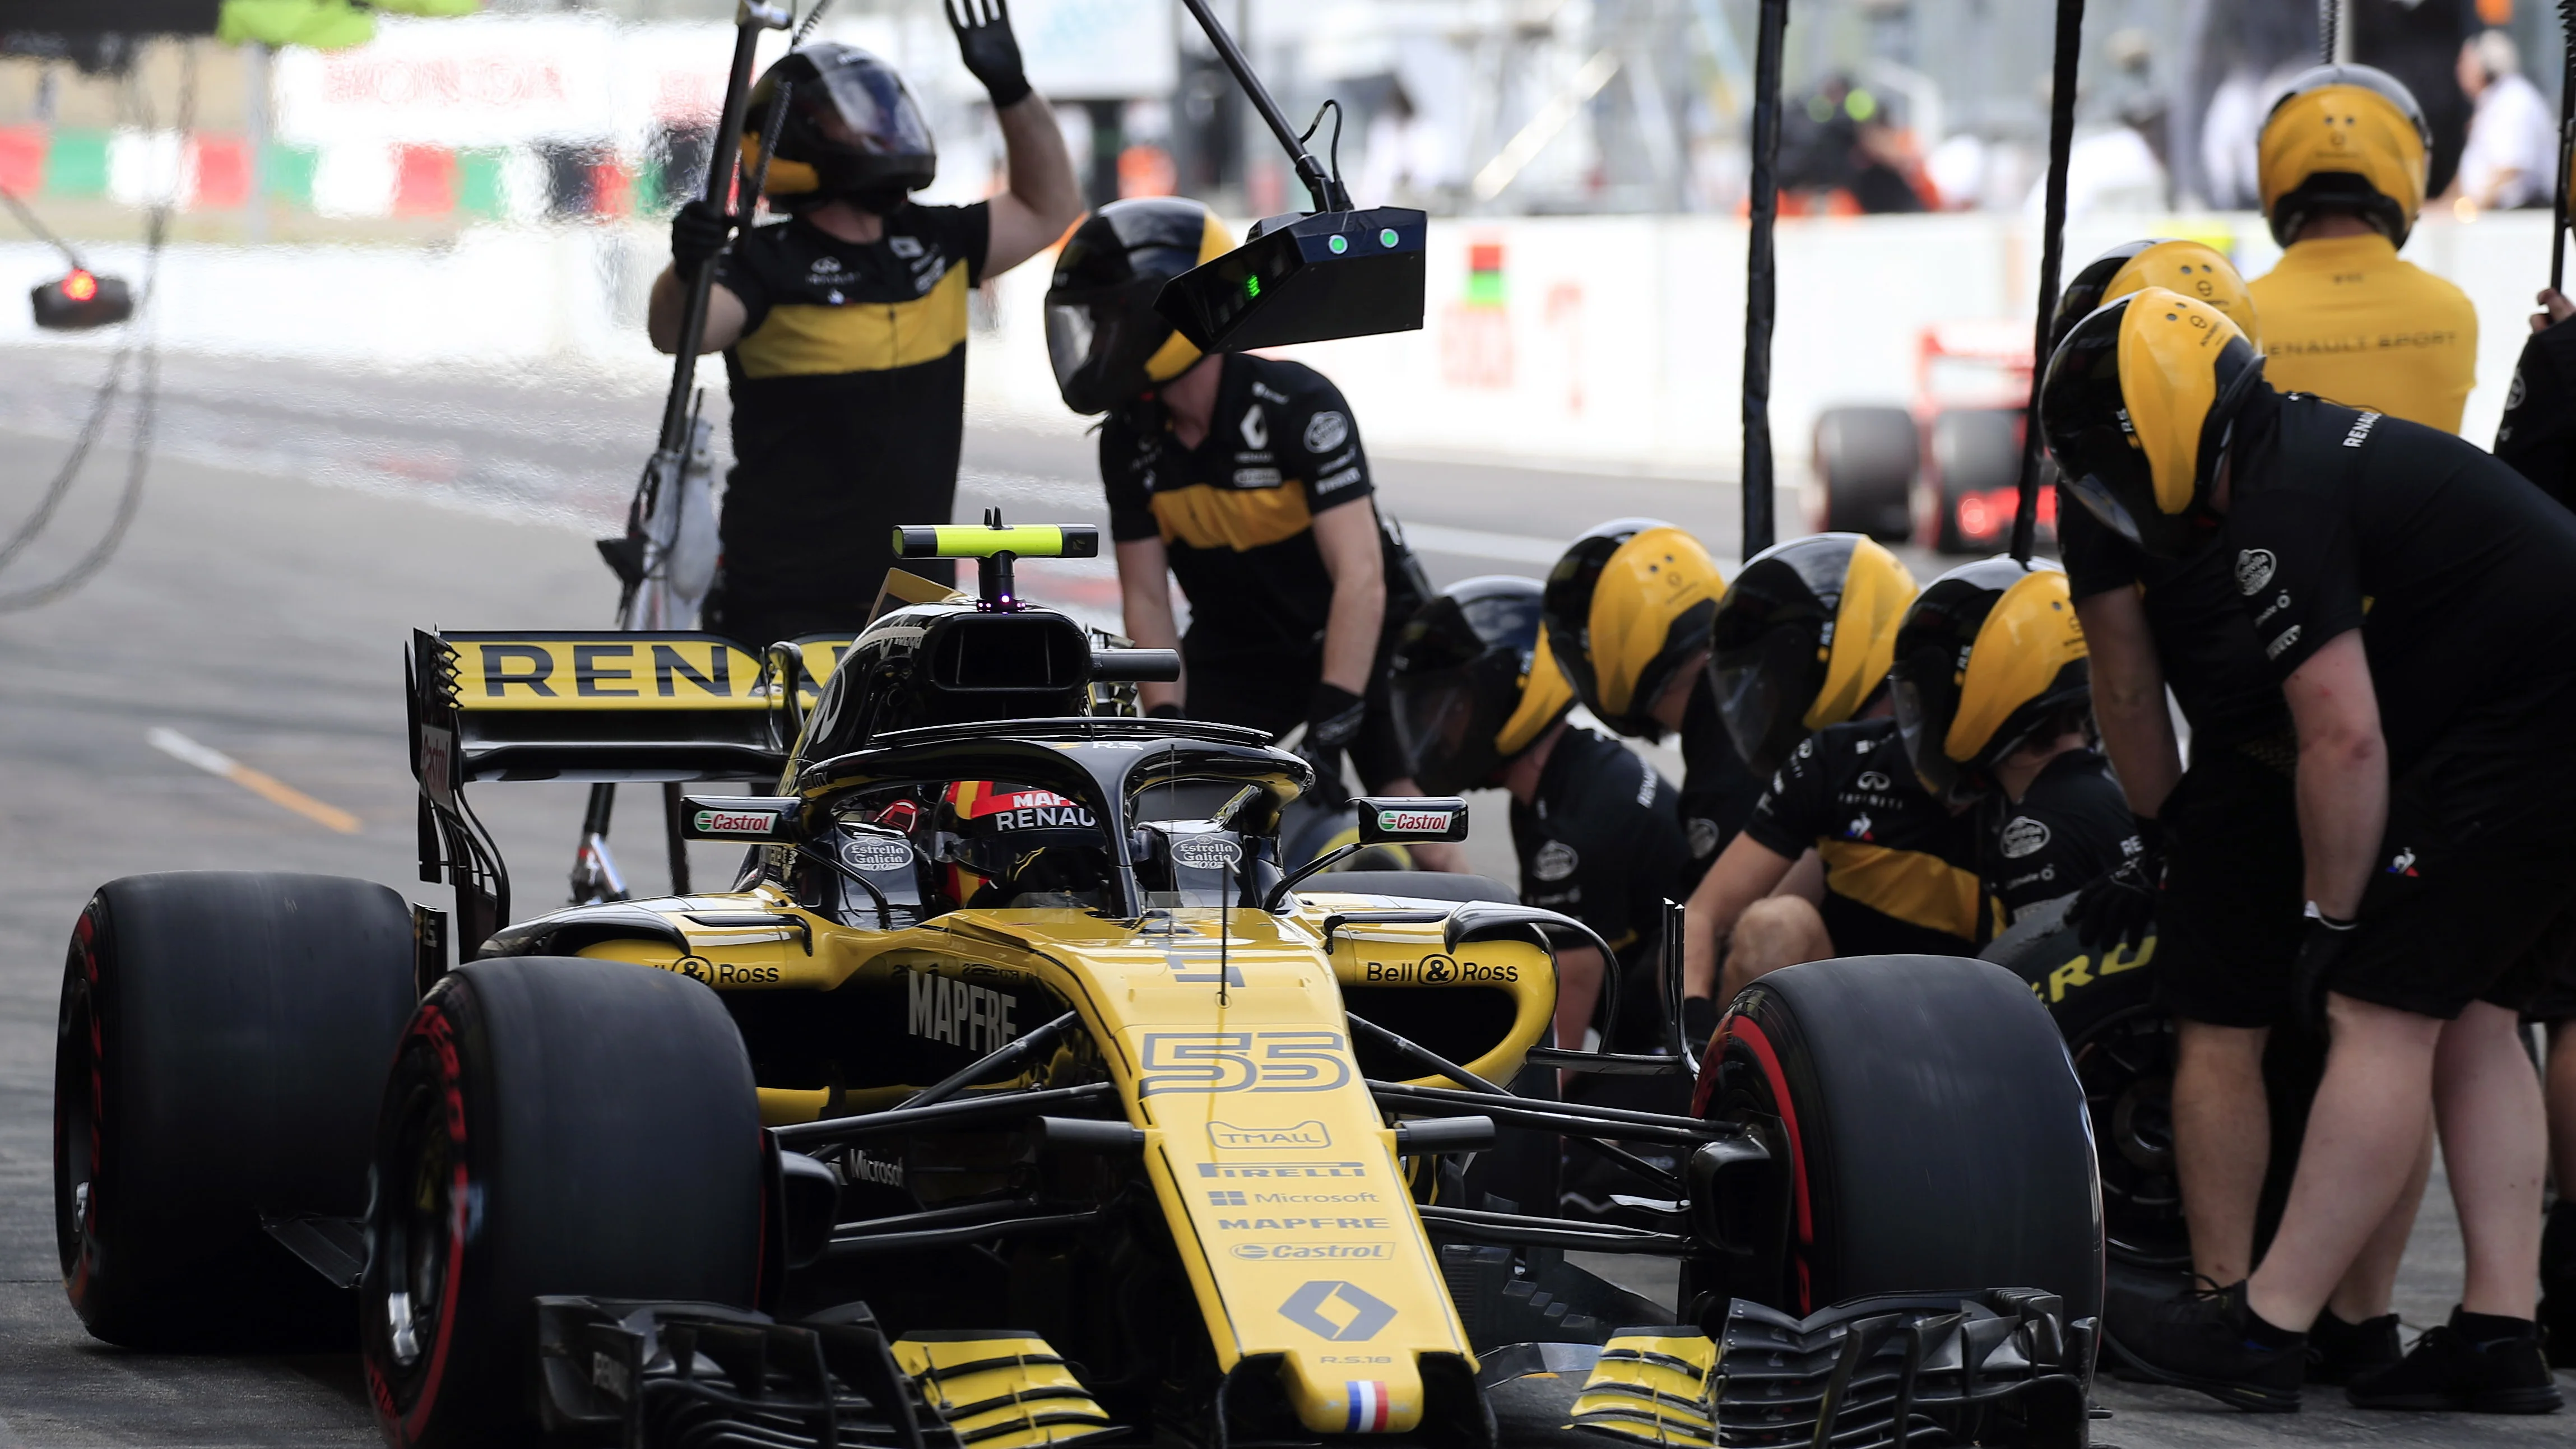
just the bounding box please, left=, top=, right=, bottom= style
left=1280, top=1280, right=1396, bottom=1341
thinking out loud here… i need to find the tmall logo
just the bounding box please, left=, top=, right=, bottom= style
left=1279, top=1281, right=1396, bottom=1341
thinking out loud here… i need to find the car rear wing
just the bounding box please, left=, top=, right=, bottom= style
left=407, top=628, right=851, bottom=953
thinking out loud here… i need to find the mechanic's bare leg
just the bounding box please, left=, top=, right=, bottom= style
left=2436, top=1000, right=2549, bottom=1320
left=2327, top=1105, right=2434, bottom=1322
left=1719, top=897, right=1832, bottom=1004
left=2173, top=1020, right=2271, bottom=1285
left=2248, top=995, right=2444, bottom=1332
left=1554, top=944, right=1605, bottom=1084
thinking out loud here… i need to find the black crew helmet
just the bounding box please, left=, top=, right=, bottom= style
left=1707, top=533, right=1917, bottom=779
left=2039, top=287, right=2266, bottom=560
left=1045, top=198, right=1234, bottom=415
left=1386, top=577, right=1576, bottom=795
left=742, top=43, right=937, bottom=214
left=1887, top=556, right=2091, bottom=806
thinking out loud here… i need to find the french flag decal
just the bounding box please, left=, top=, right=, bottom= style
left=1343, top=1380, right=1391, bottom=1432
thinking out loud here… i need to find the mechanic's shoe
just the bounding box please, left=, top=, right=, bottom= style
left=2109, top=1279, right=2304, bottom=1413
left=2544, top=1297, right=2575, bottom=1371
left=2346, top=1309, right=2564, bottom=1414
left=2545, top=1201, right=2576, bottom=1369
left=2304, top=1307, right=2401, bottom=1385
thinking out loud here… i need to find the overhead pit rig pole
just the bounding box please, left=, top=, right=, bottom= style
left=2010, top=0, right=2087, bottom=564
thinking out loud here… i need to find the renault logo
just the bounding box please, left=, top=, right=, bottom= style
left=1280, top=1280, right=1396, bottom=1341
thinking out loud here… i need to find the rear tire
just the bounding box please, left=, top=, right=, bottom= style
left=1698, top=955, right=2102, bottom=1324
left=54, top=872, right=416, bottom=1347
left=1924, top=407, right=2021, bottom=554
left=1810, top=407, right=1918, bottom=540
left=360, top=956, right=762, bottom=1448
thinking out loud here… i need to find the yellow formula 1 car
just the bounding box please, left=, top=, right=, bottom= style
left=54, top=526, right=2104, bottom=1449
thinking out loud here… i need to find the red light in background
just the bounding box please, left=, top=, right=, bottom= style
left=1957, top=494, right=1992, bottom=537
left=62, top=270, right=97, bottom=302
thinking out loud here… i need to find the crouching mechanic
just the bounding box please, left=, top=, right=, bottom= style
left=2045, top=286, right=2575, bottom=1412
left=1386, top=577, right=1690, bottom=1060
left=1538, top=521, right=1768, bottom=889
left=1886, top=556, right=2136, bottom=926
left=1046, top=198, right=1435, bottom=814
left=651, top=15, right=1082, bottom=647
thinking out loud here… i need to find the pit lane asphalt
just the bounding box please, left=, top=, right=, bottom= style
left=0, top=357, right=2565, bottom=1444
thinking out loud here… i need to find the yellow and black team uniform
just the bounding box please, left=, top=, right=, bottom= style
left=2495, top=316, right=2576, bottom=514
left=1739, top=720, right=1983, bottom=958
left=1102, top=351, right=1425, bottom=784
left=2060, top=504, right=2306, bottom=1027
left=704, top=203, right=989, bottom=648
left=1511, top=726, right=1692, bottom=996
left=2247, top=233, right=2477, bottom=431
left=2226, top=389, right=2576, bottom=1018
left=1978, top=750, right=2137, bottom=930
left=1675, top=683, right=1767, bottom=888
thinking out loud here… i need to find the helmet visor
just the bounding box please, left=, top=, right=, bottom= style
left=1712, top=625, right=1814, bottom=779
left=807, top=62, right=935, bottom=157
left=1045, top=301, right=1097, bottom=392
left=2062, top=469, right=2148, bottom=550
left=1388, top=665, right=1488, bottom=796
left=1045, top=278, right=1176, bottom=414
left=1890, top=645, right=1971, bottom=804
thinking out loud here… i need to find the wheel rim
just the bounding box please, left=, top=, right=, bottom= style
left=54, top=967, right=99, bottom=1286
left=2070, top=1006, right=2187, bottom=1269
left=367, top=1055, right=467, bottom=1429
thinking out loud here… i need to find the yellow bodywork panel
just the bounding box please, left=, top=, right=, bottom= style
left=1570, top=1331, right=1720, bottom=1449
left=892, top=1334, right=1118, bottom=1448
left=568, top=891, right=1563, bottom=1436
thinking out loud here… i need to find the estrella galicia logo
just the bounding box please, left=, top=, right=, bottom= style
left=1280, top=1280, right=1396, bottom=1341
left=1303, top=410, right=1350, bottom=453
left=1999, top=816, right=2051, bottom=859
left=2235, top=549, right=2277, bottom=596
left=1533, top=840, right=1579, bottom=881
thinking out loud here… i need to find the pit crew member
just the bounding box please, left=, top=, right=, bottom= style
left=1884, top=556, right=2136, bottom=930
left=1538, top=521, right=1767, bottom=891
left=1386, top=575, right=1682, bottom=1061
left=1045, top=197, right=1435, bottom=818
left=2049, top=241, right=2411, bottom=1372
left=2044, top=287, right=2574, bottom=1413
left=649, top=15, right=1082, bottom=649
left=2249, top=64, right=2478, bottom=433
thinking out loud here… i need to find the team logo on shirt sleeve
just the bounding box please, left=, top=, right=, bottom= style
left=1303, top=410, right=1350, bottom=453
left=1687, top=817, right=1720, bottom=859
left=1533, top=840, right=1580, bottom=881
left=1998, top=816, right=2051, bottom=859
left=1241, top=405, right=1270, bottom=449
left=2234, top=549, right=2276, bottom=595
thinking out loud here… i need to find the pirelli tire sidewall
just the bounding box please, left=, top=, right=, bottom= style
left=361, top=956, right=764, bottom=1448
left=54, top=872, right=416, bottom=1348
left=1708, top=955, right=2104, bottom=1326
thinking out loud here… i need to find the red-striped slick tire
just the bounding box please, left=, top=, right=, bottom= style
left=360, top=955, right=763, bottom=1448
left=55, top=873, right=415, bottom=1347
left=1689, top=954, right=2103, bottom=1326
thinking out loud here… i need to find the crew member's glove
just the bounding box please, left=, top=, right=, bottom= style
left=1295, top=682, right=1367, bottom=808
left=946, top=0, right=1031, bottom=108
left=2291, top=904, right=2359, bottom=1031
left=2066, top=814, right=2164, bottom=951
left=670, top=198, right=732, bottom=281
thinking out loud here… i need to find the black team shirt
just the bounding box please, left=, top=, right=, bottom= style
left=2058, top=500, right=2291, bottom=753
left=1510, top=727, right=1691, bottom=983
left=712, top=203, right=990, bottom=605
left=1740, top=719, right=1984, bottom=956
left=1976, top=749, right=2139, bottom=926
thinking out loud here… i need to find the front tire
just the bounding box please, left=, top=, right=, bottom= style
left=1697, top=954, right=2102, bottom=1325
left=361, top=956, right=762, bottom=1448
left=55, top=872, right=417, bottom=1346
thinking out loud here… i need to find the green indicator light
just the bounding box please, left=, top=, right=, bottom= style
left=1380, top=228, right=1399, bottom=247
left=1329, top=235, right=1348, bottom=254
left=1245, top=275, right=1260, bottom=298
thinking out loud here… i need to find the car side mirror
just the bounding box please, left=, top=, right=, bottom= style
left=1354, top=796, right=1469, bottom=844
left=679, top=796, right=802, bottom=842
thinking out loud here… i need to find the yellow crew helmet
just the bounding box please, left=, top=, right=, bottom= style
left=1386, top=577, right=1576, bottom=795
left=1539, top=519, right=1728, bottom=740
left=2051, top=238, right=2261, bottom=354
left=2039, top=287, right=2266, bottom=560
left=2257, top=64, right=2431, bottom=248
left=1706, top=533, right=1918, bottom=778
left=1045, top=198, right=1236, bottom=415
left=1887, top=557, right=2091, bottom=805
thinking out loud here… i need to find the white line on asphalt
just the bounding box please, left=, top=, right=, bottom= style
left=1396, top=523, right=1568, bottom=565
left=148, top=727, right=362, bottom=834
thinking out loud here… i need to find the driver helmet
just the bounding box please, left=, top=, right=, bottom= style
left=2039, top=287, right=2265, bottom=560
left=2257, top=64, right=2430, bottom=248
left=1887, top=557, right=2091, bottom=806
left=1539, top=519, right=1727, bottom=741
left=1387, top=577, right=1577, bottom=795
left=742, top=43, right=937, bottom=215
left=1046, top=198, right=1236, bottom=415
left=932, top=781, right=1107, bottom=907
left=2051, top=239, right=2260, bottom=354
left=1707, top=533, right=1918, bottom=779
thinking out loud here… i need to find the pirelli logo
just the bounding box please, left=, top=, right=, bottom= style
left=441, top=633, right=848, bottom=712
